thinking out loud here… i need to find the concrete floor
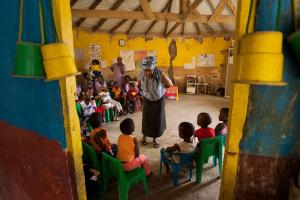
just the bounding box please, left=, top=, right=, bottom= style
left=102, top=94, right=229, bottom=200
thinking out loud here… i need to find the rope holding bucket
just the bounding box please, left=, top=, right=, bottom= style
left=14, top=0, right=45, bottom=78
left=41, top=0, right=79, bottom=81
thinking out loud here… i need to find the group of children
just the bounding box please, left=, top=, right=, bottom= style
left=76, top=63, right=143, bottom=136
left=83, top=106, right=229, bottom=191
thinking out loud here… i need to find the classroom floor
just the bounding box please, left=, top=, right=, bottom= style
left=100, top=94, right=229, bottom=200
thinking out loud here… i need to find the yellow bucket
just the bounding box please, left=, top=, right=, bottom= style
left=238, top=53, right=285, bottom=85
left=41, top=43, right=79, bottom=80
left=234, top=31, right=286, bottom=86
left=240, top=31, right=283, bottom=54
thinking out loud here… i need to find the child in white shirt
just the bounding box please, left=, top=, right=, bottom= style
left=163, top=122, right=198, bottom=167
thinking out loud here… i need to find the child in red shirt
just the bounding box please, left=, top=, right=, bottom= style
left=194, top=112, right=215, bottom=141
left=126, top=82, right=138, bottom=113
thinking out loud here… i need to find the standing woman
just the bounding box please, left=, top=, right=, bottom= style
left=139, top=56, right=173, bottom=148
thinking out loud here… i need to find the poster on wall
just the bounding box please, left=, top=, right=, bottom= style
left=120, top=50, right=135, bottom=71
left=134, top=50, right=148, bottom=70
left=197, top=54, right=215, bottom=67
left=134, top=50, right=158, bottom=69
left=89, top=44, right=101, bottom=62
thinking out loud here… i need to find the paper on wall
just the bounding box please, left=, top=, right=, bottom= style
left=197, top=54, right=215, bottom=66
left=120, top=50, right=135, bottom=71
left=184, top=57, right=196, bottom=69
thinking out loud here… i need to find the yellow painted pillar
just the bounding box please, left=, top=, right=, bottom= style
left=52, top=0, right=86, bottom=199
left=219, top=0, right=256, bottom=199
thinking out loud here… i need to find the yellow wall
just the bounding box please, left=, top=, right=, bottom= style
left=73, top=29, right=231, bottom=69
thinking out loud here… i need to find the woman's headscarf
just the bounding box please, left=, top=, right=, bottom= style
left=142, top=56, right=161, bottom=83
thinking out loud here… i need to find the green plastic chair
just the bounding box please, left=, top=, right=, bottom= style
left=82, top=141, right=102, bottom=172
left=102, top=152, right=148, bottom=200
left=194, top=137, right=223, bottom=183
left=76, top=102, right=83, bottom=119
left=213, top=134, right=226, bottom=166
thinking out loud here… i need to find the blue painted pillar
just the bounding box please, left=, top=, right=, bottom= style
left=235, top=0, right=300, bottom=199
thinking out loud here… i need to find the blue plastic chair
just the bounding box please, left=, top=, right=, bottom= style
left=159, top=148, right=195, bottom=187
left=213, top=134, right=226, bottom=166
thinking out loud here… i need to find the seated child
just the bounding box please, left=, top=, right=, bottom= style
left=81, top=72, right=93, bottom=91
left=92, top=92, right=107, bottom=123
left=215, top=107, right=229, bottom=135
left=162, top=122, right=198, bottom=169
left=89, top=112, right=116, bottom=157
left=80, top=95, right=95, bottom=122
left=126, top=82, right=139, bottom=113
left=99, top=89, right=122, bottom=121
left=116, top=118, right=151, bottom=176
left=194, top=112, right=215, bottom=141
left=94, top=75, right=107, bottom=92
left=112, top=81, right=123, bottom=103
left=122, top=75, right=131, bottom=94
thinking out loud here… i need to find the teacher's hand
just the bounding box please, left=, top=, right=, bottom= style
left=161, top=73, right=173, bottom=88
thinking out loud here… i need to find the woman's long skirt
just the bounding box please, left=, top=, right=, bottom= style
left=142, top=96, right=166, bottom=138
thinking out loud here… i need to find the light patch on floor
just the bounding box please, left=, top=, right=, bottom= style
left=103, top=94, right=229, bottom=200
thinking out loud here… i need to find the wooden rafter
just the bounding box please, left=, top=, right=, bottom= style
left=164, top=0, right=173, bottom=36
left=166, top=22, right=182, bottom=37
left=72, top=9, right=235, bottom=24
left=227, top=0, right=237, bottom=16
left=145, top=1, right=172, bottom=35
left=208, top=0, right=229, bottom=23
left=206, top=0, right=215, bottom=13
left=109, top=19, right=127, bottom=34
left=110, top=2, right=149, bottom=34
left=92, top=0, right=124, bottom=32
left=180, top=0, right=189, bottom=14
left=126, top=20, right=138, bottom=34
left=140, top=0, right=155, bottom=19
left=194, top=22, right=201, bottom=35
left=181, top=0, right=204, bottom=20
left=181, top=23, right=185, bottom=35
left=124, top=32, right=233, bottom=39
left=75, top=0, right=103, bottom=27
left=70, top=0, right=79, bottom=7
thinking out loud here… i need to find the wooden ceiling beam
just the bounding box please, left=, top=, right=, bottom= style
left=75, top=0, right=103, bottom=27
left=164, top=0, right=173, bottom=37
left=145, top=1, right=172, bottom=35
left=110, top=1, right=149, bottom=34
left=70, top=0, right=79, bottom=7
left=208, top=0, right=229, bottom=23
left=124, top=32, right=234, bottom=39
left=92, top=0, right=124, bottom=32
left=166, top=22, right=182, bottom=37
left=181, top=0, right=204, bottom=20
left=72, top=9, right=235, bottom=24
left=140, top=0, right=155, bottom=19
